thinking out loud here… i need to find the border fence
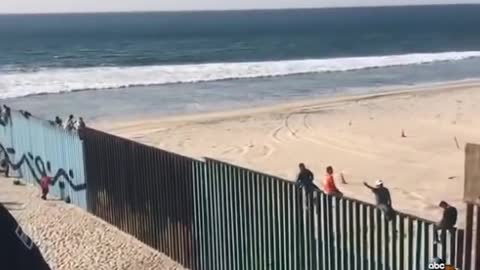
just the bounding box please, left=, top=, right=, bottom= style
left=0, top=110, right=87, bottom=208
left=0, top=107, right=476, bottom=270
left=81, top=128, right=194, bottom=267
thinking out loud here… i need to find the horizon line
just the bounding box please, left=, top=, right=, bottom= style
left=0, top=3, right=479, bottom=16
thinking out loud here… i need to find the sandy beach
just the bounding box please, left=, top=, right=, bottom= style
left=96, top=80, right=480, bottom=227
left=0, top=178, right=186, bottom=270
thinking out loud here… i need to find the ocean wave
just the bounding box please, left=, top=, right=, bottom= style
left=1, top=51, right=480, bottom=99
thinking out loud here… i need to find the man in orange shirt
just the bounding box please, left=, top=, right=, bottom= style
left=323, top=166, right=343, bottom=197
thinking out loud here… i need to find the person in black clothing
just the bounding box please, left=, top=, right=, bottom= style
left=0, top=203, right=52, bottom=270
left=364, top=180, right=395, bottom=221
left=65, top=115, right=75, bottom=131
left=55, top=116, right=63, bottom=127
left=76, top=117, right=86, bottom=130
left=435, top=201, right=457, bottom=244
left=296, top=163, right=320, bottom=193
left=0, top=158, right=9, bottom=177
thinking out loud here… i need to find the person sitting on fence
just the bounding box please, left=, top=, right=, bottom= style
left=0, top=203, right=52, bottom=270
left=75, top=117, right=86, bottom=130
left=64, top=115, right=75, bottom=131
left=0, top=105, right=10, bottom=126
left=434, top=201, right=457, bottom=244
left=364, top=180, right=395, bottom=221
left=40, top=175, right=51, bottom=200
left=323, top=166, right=343, bottom=197
left=296, top=163, right=319, bottom=192
left=54, top=116, right=63, bottom=127
left=19, top=110, right=32, bottom=119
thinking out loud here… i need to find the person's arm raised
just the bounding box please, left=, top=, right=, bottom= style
left=363, top=182, right=374, bottom=190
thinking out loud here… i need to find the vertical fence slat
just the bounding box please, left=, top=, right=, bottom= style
left=391, top=214, right=397, bottom=270
left=322, top=193, right=331, bottom=270
left=341, top=199, right=348, bottom=270
left=354, top=201, right=361, bottom=270
left=465, top=204, right=474, bottom=270
left=334, top=196, right=341, bottom=270
left=288, top=183, right=296, bottom=270
left=361, top=204, right=368, bottom=270
left=384, top=212, right=390, bottom=270
left=306, top=189, right=315, bottom=269
left=376, top=209, right=382, bottom=270
left=368, top=206, right=375, bottom=270
left=398, top=216, right=405, bottom=270
left=415, top=220, right=422, bottom=270
left=348, top=200, right=354, bottom=270
left=475, top=205, right=480, bottom=270
left=449, top=228, right=457, bottom=266
left=407, top=218, right=414, bottom=270
left=423, top=221, right=430, bottom=269
left=456, top=229, right=464, bottom=270
left=327, top=195, right=335, bottom=270
left=316, top=192, right=323, bottom=270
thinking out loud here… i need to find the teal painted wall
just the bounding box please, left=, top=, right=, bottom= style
left=0, top=110, right=87, bottom=209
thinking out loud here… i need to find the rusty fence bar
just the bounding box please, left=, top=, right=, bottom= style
left=81, top=128, right=195, bottom=268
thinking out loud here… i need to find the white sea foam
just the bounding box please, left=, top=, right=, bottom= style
left=1, top=51, right=480, bottom=99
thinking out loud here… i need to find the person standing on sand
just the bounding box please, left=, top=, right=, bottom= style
left=0, top=158, right=9, bottom=177
left=364, top=180, right=395, bottom=221
left=323, top=166, right=343, bottom=197
left=0, top=203, right=52, bottom=270
left=40, top=175, right=51, bottom=200
left=434, top=201, right=457, bottom=244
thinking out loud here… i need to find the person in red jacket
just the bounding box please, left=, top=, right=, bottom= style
left=322, top=166, right=343, bottom=197
left=40, top=175, right=51, bottom=200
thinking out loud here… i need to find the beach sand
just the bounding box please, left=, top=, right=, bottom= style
left=0, top=178, right=186, bottom=270
left=96, top=80, right=480, bottom=227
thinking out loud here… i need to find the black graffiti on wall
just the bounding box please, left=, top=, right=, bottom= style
left=0, top=143, right=86, bottom=191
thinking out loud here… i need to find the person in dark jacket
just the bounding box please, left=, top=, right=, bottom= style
left=54, top=116, right=63, bottom=127
left=296, top=163, right=320, bottom=193
left=364, top=180, right=395, bottom=221
left=0, top=203, right=51, bottom=270
left=435, top=201, right=457, bottom=244
left=65, top=115, right=75, bottom=131
left=0, top=158, right=9, bottom=177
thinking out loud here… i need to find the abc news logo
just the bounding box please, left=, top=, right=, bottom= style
left=428, top=262, right=457, bottom=270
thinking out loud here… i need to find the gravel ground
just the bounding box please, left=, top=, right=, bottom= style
left=0, top=177, right=186, bottom=270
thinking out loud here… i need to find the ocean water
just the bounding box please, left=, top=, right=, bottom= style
left=2, top=5, right=480, bottom=119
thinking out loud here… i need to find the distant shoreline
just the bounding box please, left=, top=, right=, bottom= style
left=2, top=3, right=480, bottom=16
left=95, top=78, right=480, bottom=127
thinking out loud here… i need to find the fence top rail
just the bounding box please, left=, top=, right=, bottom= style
left=204, top=157, right=293, bottom=185
left=205, top=157, right=438, bottom=225
left=3, top=106, right=81, bottom=138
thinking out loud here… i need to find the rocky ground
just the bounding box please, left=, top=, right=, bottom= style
left=0, top=177, right=186, bottom=270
